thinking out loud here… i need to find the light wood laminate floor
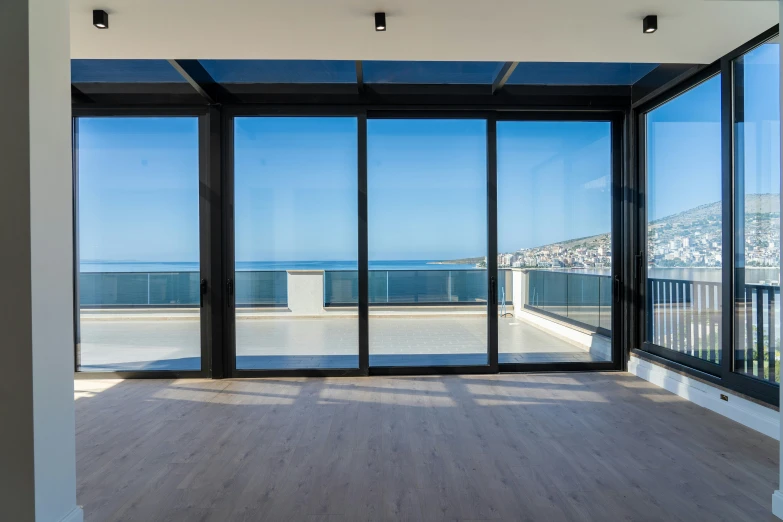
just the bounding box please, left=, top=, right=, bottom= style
left=75, top=373, right=778, bottom=521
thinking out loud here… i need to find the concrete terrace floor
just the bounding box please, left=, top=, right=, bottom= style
left=78, top=313, right=610, bottom=371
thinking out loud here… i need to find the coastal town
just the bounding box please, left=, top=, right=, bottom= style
left=497, top=195, right=780, bottom=270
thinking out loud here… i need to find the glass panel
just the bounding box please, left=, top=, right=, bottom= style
left=507, top=63, right=658, bottom=86
left=234, top=117, right=358, bottom=369
left=77, top=117, right=200, bottom=371
left=71, top=59, right=185, bottom=83
left=733, top=41, right=781, bottom=384
left=497, top=121, right=613, bottom=364
left=368, top=119, right=487, bottom=367
left=200, top=60, right=356, bottom=83
left=363, top=61, right=504, bottom=84
left=568, top=273, right=601, bottom=328
left=646, top=75, right=723, bottom=364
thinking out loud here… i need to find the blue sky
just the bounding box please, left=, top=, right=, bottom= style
left=78, top=45, right=779, bottom=263
left=234, top=117, right=358, bottom=262
left=647, top=43, right=779, bottom=222
left=78, top=117, right=200, bottom=263
left=368, top=119, right=487, bottom=260
left=498, top=121, right=611, bottom=251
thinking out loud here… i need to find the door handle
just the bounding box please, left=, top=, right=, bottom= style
left=634, top=251, right=644, bottom=281
left=614, top=275, right=621, bottom=304
left=200, top=279, right=207, bottom=307
left=227, top=278, right=234, bottom=308
left=490, top=276, right=496, bottom=304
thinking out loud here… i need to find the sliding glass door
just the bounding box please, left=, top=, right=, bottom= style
left=733, top=40, right=780, bottom=385
left=496, top=119, right=616, bottom=366
left=367, top=118, right=489, bottom=368
left=232, top=117, right=359, bottom=370
left=75, top=116, right=203, bottom=372
left=636, top=29, right=781, bottom=405
left=643, top=75, right=723, bottom=369
left=225, top=112, right=621, bottom=375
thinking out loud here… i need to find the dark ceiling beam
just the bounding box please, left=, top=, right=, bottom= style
left=168, top=59, right=216, bottom=103
left=355, top=60, right=364, bottom=93
left=491, top=62, right=518, bottom=94
left=631, top=64, right=707, bottom=108
left=71, top=85, right=93, bottom=104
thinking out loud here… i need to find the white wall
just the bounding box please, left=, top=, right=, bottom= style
left=629, top=356, right=779, bottom=440
left=0, top=0, right=82, bottom=520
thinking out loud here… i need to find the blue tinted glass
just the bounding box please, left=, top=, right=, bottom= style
left=233, top=117, right=359, bottom=370
left=645, top=75, right=723, bottom=363
left=733, top=41, right=781, bottom=384
left=200, top=60, right=355, bottom=83
left=77, top=117, right=201, bottom=372
left=71, top=60, right=184, bottom=83
left=368, top=119, right=488, bottom=367
left=508, top=63, right=658, bottom=85
left=496, top=121, right=613, bottom=364
left=364, top=61, right=504, bottom=84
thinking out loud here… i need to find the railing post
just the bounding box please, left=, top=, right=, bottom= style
left=756, top=286, right=765, bottom=379
left=746, top=286, right=754, bottom=375
left=768, top=287, right=776, bottom=383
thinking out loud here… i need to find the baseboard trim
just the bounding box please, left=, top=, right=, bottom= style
left=59, top=506, right=84, bottom=522
left=629, top=355, right=779, bottom=440
left=772, top=490, right=783, bottom=519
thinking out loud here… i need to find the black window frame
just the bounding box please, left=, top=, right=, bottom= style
left=493, top=111, right=624, bottom=373
left=633, top=25, right=780, bottom=406
left=69, top=26, right=781, bottom=409
left=72, top=107, right=214, bottom=379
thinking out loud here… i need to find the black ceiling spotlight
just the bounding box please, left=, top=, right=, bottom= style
left=643, top=15, right=657, bottom=34
left=375, top=12, right=386, bottom=31
left=93, top=10, right=109, bottom=29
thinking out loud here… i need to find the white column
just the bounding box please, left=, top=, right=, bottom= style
left=775, top=2, right=783, bottom=518
left=0, top=0, right=82, bottom=521
left=287, top=270, right=326, bottom=315
left=511, top=269, right=528, bottom=316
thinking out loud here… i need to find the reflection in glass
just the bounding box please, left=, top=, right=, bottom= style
left=368, top=119, right=487, bottom=367
left=363, top=61, right=504, bottom=85
left=497, top=121, right=613, bottom=364
left=77, top=117, right=201, bottom=371
left=646, top=75, right=723, bottom=363
left=733, top=42, right=781, bottom=384
left=233, top=117, right=358, bottom=369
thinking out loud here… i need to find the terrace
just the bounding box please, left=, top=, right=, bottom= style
left=78, top=268, right=614, bottom=371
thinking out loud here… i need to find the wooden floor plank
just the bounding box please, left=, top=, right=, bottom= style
left=75, top=373, right=779, bottom=522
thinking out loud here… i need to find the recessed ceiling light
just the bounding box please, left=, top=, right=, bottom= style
left=93, top=10, right=109, bottom=29
left=643, top=15, right=657, bottom=34
left=375, top=12, right=386, bottom=32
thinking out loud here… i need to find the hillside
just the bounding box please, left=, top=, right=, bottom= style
left=516, top=193, right=779, bottom=254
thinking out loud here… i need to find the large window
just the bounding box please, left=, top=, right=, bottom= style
left=733, top=40, right=781, bottom=384
left=367, top=119, right=488, bottom=367
left=77, top=117, right=201, bottom=371
left=645, top=75, right=723, bottom=365
left=497, top=121, right=613, bottom=364
left=233, top=117, right=359, bottom=370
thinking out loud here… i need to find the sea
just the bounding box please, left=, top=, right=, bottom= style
left=80, top=260, right=480, bottom=273
left=79, top=261, right=780, bottom=285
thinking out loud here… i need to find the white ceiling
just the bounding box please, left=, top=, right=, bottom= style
left=70, top=0, right=778, bottom=64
